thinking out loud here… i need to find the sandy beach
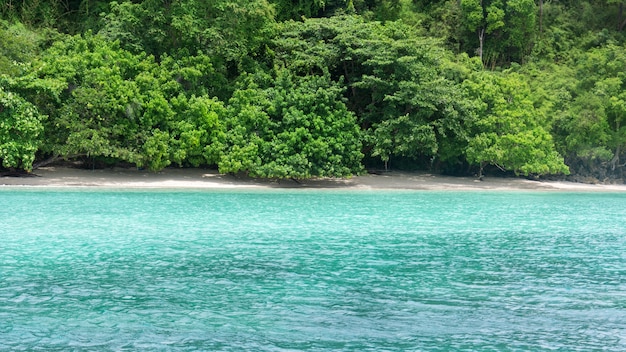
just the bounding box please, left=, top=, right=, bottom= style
left=1, top=166, right=625, bottom=191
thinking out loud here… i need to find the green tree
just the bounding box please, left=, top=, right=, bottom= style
left=0, top=87, right=45, bottom=171
left=269, top=0, right=327, bottom=21
left=274, top=16, right=475, bottom=171
left=169, top=94, right=226, bottom=168
left=99, top=0, right=275, bottom=73
left=464, top=71, right=568, bottom=176
left=555, top=44, right=626, bottom=176
left=9, top=33, right=226, bottom=171
left=0, top=21, right=41, bottom=77
left=220, top=70, right=363, bottom=178
left=268, top=0, right=395, bottom=21
left=460, top=0, right=536, bottom=65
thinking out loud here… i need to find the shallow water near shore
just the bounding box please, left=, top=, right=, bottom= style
left=1, top=189, right=625, bottom=350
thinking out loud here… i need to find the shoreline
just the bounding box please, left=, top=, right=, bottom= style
left=1, top=166, right=626, bottom=192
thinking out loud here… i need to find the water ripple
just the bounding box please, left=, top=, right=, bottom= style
left=1, top=190, right=625, bottom=350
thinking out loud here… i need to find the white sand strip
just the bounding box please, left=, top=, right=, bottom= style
left=1, top=167, right=626, bottom=191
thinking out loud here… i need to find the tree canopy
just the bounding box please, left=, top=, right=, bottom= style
left=1, top=0, right=625, bottom=180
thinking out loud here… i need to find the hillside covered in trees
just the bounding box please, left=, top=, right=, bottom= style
left=1, top=0, right=625, bottom=181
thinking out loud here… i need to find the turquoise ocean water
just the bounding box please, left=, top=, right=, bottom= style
left=1, top=189, right=625, bottom=351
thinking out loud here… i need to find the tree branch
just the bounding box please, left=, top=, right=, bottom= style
left=32, top=155, right=61, bottom=170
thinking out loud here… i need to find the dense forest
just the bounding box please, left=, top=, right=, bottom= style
left=0, top=0, right=625, bottom=181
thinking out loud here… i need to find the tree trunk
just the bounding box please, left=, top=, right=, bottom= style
left=32, top=153, right=86, bottom=170
left=343, top=61, right=357, bottom=100
left=539, top=0, right=543, bottom=35
left=478, top=161, right=485, bottom=180
left=32, top=155, right=61, bottom=170
left=611, top=145, right=621, bottom=171
left=478, top=28, right=485, bottom=63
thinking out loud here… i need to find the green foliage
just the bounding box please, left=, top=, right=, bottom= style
left=0, top=0, right=110, bottom=33
left=459, top=0, right=536, bottom=65
left=270, top=0, right=328, bottom=21
left=98, top=1, right=148, bottom=54
left=220, top=71, right=363, bottom=178
left=464, top=71, right=569, bottom=176
left=1, top=0, right=625, bottom=180
left=0, top=87, right=45, bottom=171
left=0, top=21, right=41, bottom=77
left=461, top=0, right=483, bottom=33
left=0, top=0, right=60, bottom=27
left=560, top=93, right=613, bottom=162
left=9, top=32, right=226, bottom=171
left=99, top=0, right=276, bottom=62
left=169, top=94, right=226, bottom=168
left=29, top=34, right=147, bottom=164
left=274, top=16, right=475, bottom=170
left=268, top=0, right=400, bottom=21
left=98, top=0, right=277, bottom=99
left=555, top=44, right=626, bottom=172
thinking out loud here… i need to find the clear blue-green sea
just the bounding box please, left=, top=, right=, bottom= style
left=1, top=189, right=625, bottom=351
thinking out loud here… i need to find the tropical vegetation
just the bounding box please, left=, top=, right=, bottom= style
left=1, top=0, right=624, bottom=181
